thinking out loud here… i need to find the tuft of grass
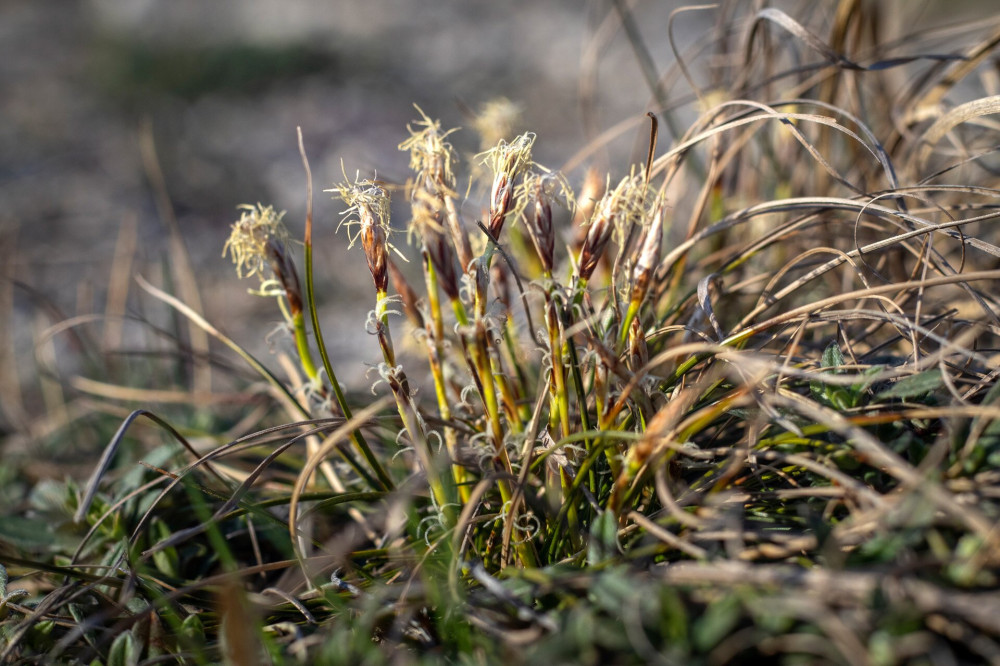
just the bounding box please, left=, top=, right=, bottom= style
left=4, top=3, right=1000, bottom=664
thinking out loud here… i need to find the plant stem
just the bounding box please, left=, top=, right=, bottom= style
left=298, top=129, right=394, bottom=491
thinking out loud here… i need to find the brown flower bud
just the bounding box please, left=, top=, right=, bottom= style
left=572, top=167, right=605, bottom=247
left=630, top=204, right=664, bottom=307
left=425, top=226, right=460, bottom=301
left=488, top=171, right=513, bottom=239
left=388, top=257, right=424, bottom=329
left=358, top=200, right=388, bottom=294
left=578, top=210, right=614, bottom=282
left=628, top=316, right=648, bottom=371
left=265, top=239, right=303, bottom=315
left=527, top=178, right=555, bottom=274
left=479, top=132, right=535, bottom=240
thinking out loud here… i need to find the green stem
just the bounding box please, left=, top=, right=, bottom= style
left=618, top=298, right=641, bottom=350
left=303, top=210, right=393, bottom=493
left=546, top=298, right=571, bottom=440
left=374, top=289, right=456, bottom=526
left=291, top=310, right=319, bottom=382
left=423, top=256, right=470, bottom=503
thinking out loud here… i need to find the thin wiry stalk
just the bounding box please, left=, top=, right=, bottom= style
left=298, top=129, right=394, bottom=492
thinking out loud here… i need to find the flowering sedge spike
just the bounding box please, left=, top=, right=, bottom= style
left=627, top=316, right=648, bottom=371
left=479, top=132, right=535, bottom=239
left=632, top=203, right=664, bottom=306
left=400, top=109, right=475, bottom=278
left=473, top=97, right=523, bottom=151
left=331, top=177, right=398, bottom=367
left=526, top=175, right=555, bottom=276
left=398, top=106, right=459, bottom=193
left=224, top=203, right=320, bottom=385
left=618, top=202, right=664, bottom=348
left=571, top=167, right=605, bottom=248
left=577, top=204, right=614, bottom=284
left=577, top=173, right=645, bottom=285
left=400, top=112, right=480, bottom=504
left=223, top=204, right=289, bottom=280
left=332, top=178, right=392, bottom=294
left=411, top=189, right=462, bottom=302
left=265, top=239, right=303, bottom=316
left=359, top=194, right=390, bottom=294
left=333, top=173, right=456, bottom=522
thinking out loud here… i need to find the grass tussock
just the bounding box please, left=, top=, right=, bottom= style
left=4, top=2, right=1000, bottom=664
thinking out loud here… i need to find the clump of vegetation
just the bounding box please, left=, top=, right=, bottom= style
left=4, top=3, right=1000, bottom=664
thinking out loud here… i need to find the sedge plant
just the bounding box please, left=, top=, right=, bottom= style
left=7, top=3, right=1000, bottom=663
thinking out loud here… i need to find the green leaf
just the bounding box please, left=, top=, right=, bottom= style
left=965, top=378, right=1000, bottom=472
left=851, top=364, right=884, bottom=393
left=821, top=341, right=845, bottom=369
left=587, top=566, right=634, bottom=614
left=180, top=612, right=206, bottom=644
left=587, top=511, right=619, bottom=565
left=150, top=518, right=180, bottom=579
left=108, top=629, right=139, bottom=666
left=876, top=370, right=942, bottom=400
left=0, top=516, right=55, bottom=549
left=658, top=586, right=689, bottom=648
left=692, top=593, right=742, bottom=651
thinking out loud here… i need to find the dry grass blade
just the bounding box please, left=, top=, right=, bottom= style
left=768, top=391, right=1000, bottom=554
left=288, top=396, right=392, bottom=575
left=74, top=409, right=227, bottom=524
left=748, top=8, right=859, bottom=70
left=138, top=119, right=211, bottom=395
left=627, top=511, right=708, bottom=560
left=135, top=273, right=310, bottom=417
left=917, top=94, right=1000, bottom=167
left=70, top=376, right=256, bottom=405
left=911, top=21, right=1000, bottom=111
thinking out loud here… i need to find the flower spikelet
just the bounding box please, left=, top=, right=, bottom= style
left=331, top=177, right=392, bottom=293
left=479, top=132, right=535, bottom=239
left=473, top=97, right=523, bottom=151
left=578, top=171, right=647, bottom=281
left=223, top=204, right=289, bottom=279
left=398, top=106, right=459, bottom=193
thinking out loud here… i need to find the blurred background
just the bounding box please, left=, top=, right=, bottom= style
left=0, top=0, right=980, bottom=441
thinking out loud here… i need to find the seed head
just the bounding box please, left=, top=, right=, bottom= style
left=223, top=204, right=289, bottom=279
